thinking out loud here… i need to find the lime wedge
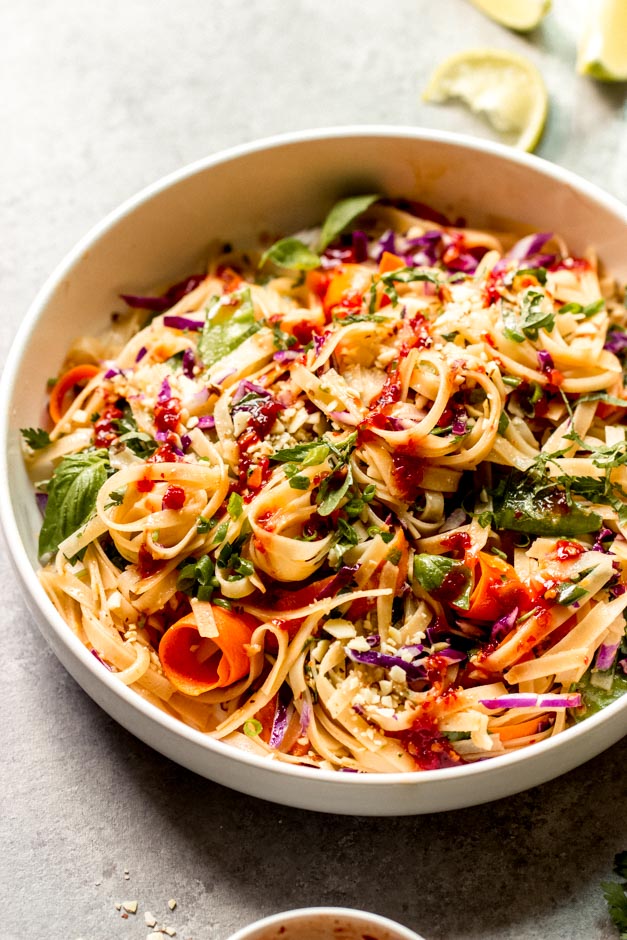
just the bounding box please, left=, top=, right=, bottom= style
left=423, top=48, right=549, bottom=152
left=577, top=0, right=627, bottom=81
left=469, top=0, right=551, bottom=31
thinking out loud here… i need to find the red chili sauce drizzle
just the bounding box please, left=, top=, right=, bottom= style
left=162, top=484, right=185, bottom=510
left=154, top=396, right=181, bottom=433
left=94, top=406, right=123, bottom=448
left=391, top=712, right=465, bottom=770
left=552, top=539, right=585, bottom=561
left=137, top=543, right=165, bottom=579
left=391, top=453, right=425, bottom=503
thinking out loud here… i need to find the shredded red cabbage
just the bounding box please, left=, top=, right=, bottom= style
left=35, top=492, right=48, bottom=516
left=232, top=380, right=272, bottom=404
left=163, top=314, right=205, bottom=331
left=345, top=646, right=427, bottom=680
left=157, top=377, right=172, bottom=402
left=451, top=413, right=468, bottom=435
left=595, top=641, right=620, bottom=672
left=182, top=347, right=196, bottom=378
left=269, top=699, right=292, bottom=748
left=506, top=232, right=553, bottom=263
left=490, top=607, right=518, bottom=644
left=537, top=350, right=554, bottom=374
left=352, top=230, right=369, bottom=263
left=120, top=274, right=205, bottom=312
left=196, top=415, right=215, bottom=429
left=135, top=346, right=148, bottom=363
left=318, top=565, right=359, bottom=601
left=604, top=330, right=627, bottom=355
left=91, top=649, right=112, bottom=670
left=592, top=527, right=614, bottom=552
left=480, top=692, right=582, bottom=709
left=273, top=349, right=302, bottom=364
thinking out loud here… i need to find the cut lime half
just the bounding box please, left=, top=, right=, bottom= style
left=469, top=0, right=552, bottom=32
left=577, top=0, right=627, bottom=81
left=423, top=48, right=549, bottom=152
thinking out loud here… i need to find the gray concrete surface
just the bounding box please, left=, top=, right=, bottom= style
left=2, top=1, right=626, bottom=938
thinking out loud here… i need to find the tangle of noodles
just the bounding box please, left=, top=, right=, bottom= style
left=23, top=197, right=627, bottom=773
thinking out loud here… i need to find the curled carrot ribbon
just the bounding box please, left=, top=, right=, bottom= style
left=159, top=607, right=258, bottom=696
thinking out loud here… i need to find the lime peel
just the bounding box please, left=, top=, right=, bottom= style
left=469, top=0, right=552, bottom=32
left=423, top=47, right=549, bottom=153
left=577, top=0, right=627, bottom=81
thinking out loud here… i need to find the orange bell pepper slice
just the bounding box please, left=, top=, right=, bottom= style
left=378, top=251, right=406, bottom=274
left=323, top=264, right=372, bottom=314
left=159, top=607, right=259, bottom=696
left=49, top=364, right=100, bottom=423
left=464, top=551, right=533, bottom=621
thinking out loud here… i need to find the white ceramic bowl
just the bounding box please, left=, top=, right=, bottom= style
left=2, top=127, right=627, bottom=815
left=224, top=907, right=425, bottom=940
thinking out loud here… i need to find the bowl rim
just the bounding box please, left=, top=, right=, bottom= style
left=2, top=123, right=627, bottom=791
left=223, top=906, right=424, bottom=940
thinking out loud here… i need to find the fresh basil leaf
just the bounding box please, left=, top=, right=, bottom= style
left=197, top=290, right=260, bottom=367
left=413, top=554, right=472, bottom=608
left=272, top=441, right=329, bottom=464
left=413, top=554, right=457, bottom=591
left=21, top=427, right=51, bottom=450
left=260, top=237, right=321, bottom=271
left=318, top=194, right=379, bottom=251
left=317, top=466, right=352, bottom=517
left=491, top=469, right=602, bottom=537
left=519, top=289, right=555, bottom=340
left=38, top=450, right=110, bottom=557
left=572, top=666, right=627, bottom=721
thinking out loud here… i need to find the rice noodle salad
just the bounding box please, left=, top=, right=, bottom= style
left=23, top=194, right=627, bottom=773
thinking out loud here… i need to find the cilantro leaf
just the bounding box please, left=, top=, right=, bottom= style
left=602, top=879, right=627, bottom=938
left=21, top=427, right=51, bottom=450
left=197, top=290, right=261, bottom=367
left=113, top=406, right=158, bottom=458
left=260, top=237, right=321, bottom=271
left=38, top=450, right=111, bottom=557
left=318, top=194, right=379, bottom=251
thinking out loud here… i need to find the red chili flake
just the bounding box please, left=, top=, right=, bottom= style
left=162, top=484, right=185, bottom=510
left=154, top=396, right=181, bottom=433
